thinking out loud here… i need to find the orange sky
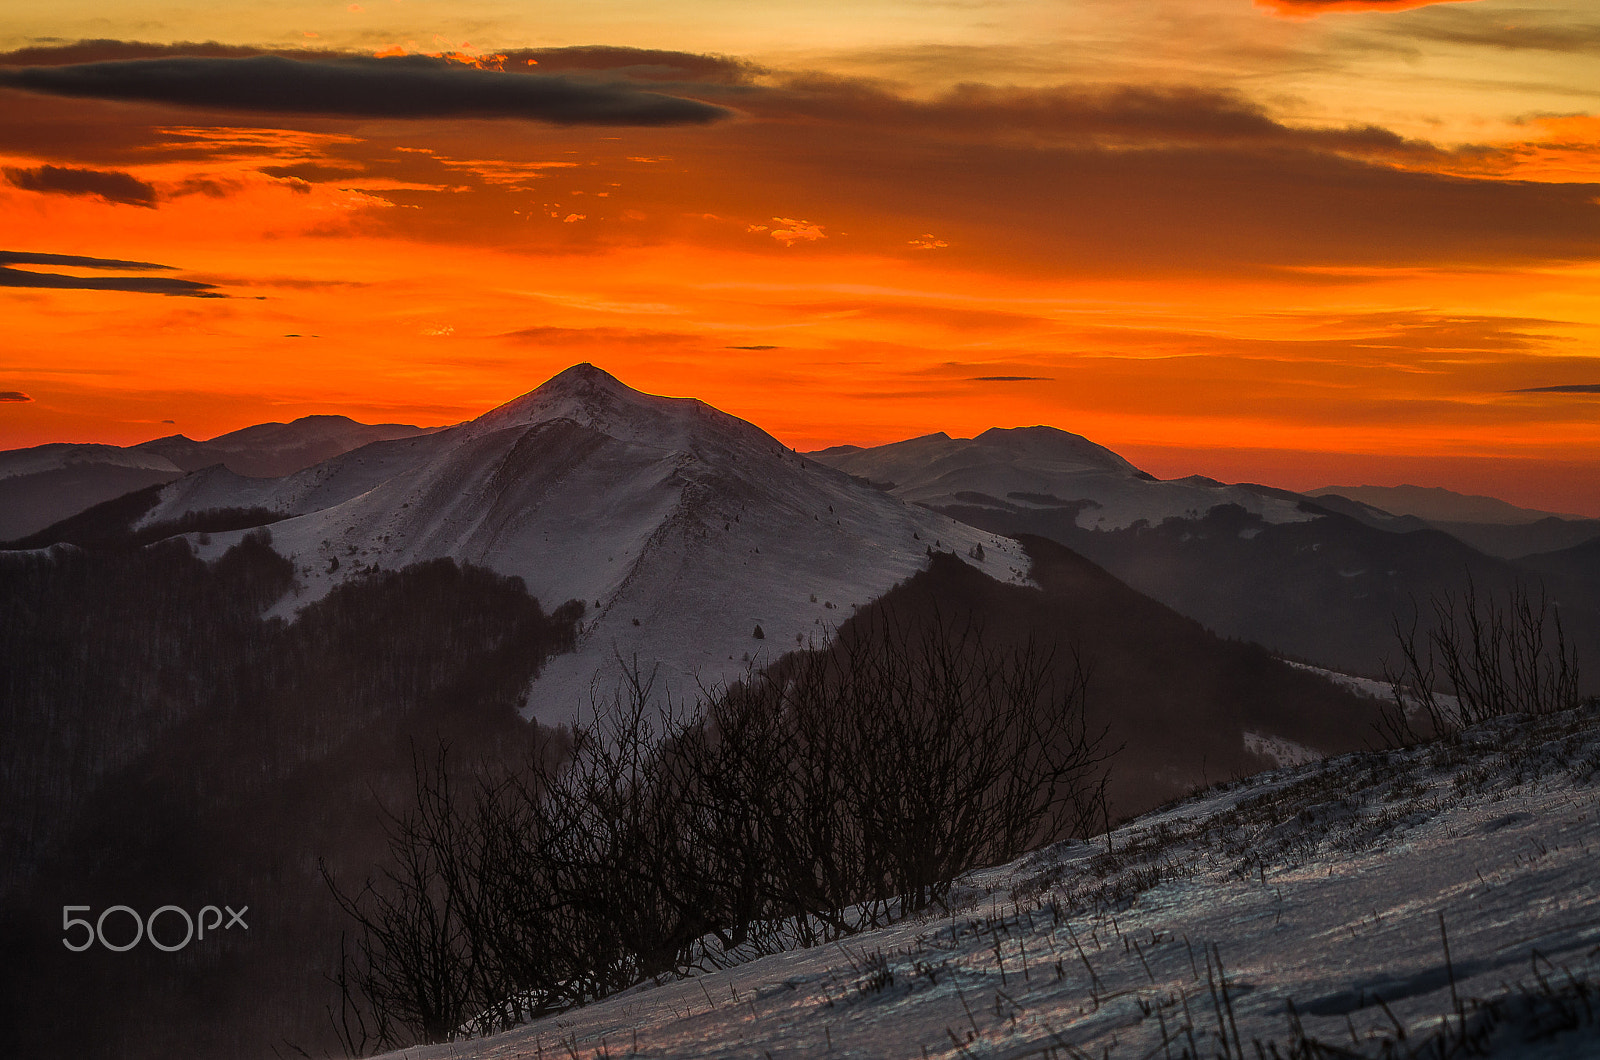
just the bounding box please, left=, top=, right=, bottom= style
left=2, top=1, right=1599, bottom=514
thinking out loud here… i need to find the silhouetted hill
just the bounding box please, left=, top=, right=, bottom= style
left=931, top=501, right=1600, bottom=686
left=841, top=542, right=1390, bottom=820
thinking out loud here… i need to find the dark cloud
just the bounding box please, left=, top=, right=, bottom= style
left=0, top=39, right=268, bottom=66
left=974, top=376, right=1053, bottom=381
left=0, top=250, right=173, bottom=269
left=0, top=391, right=32, bottom=402
left=258, top=162, right=368, bottom=183
left=0, top=250, right=220, bottom=297
left=168, top=176, right=240, bottom=198
left=744, top=79, right=1437, bottom=161
left=0, top=54, right=730, bottom=125
left=0, top=41, right=758, bottom=83
left=1511, top=384, right=1600, bottom=394
left=4, top=164, right=157, bottom=206
left=0, top=267, right=222, bottom=296
left=727, top=345, right=780, bottom=350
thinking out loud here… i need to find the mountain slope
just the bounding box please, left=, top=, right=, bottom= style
left=133, top=365, right=1026, bottom=719
left=847, top=541, right=1389, bottom=817
left=0, top=443, right=183, bottom=540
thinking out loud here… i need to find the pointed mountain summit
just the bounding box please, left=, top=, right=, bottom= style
left=468, top=362, right=777, bottom=455
left=128, top=364, right=1022, bottom=720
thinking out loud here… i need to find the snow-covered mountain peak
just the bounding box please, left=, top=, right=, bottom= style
left=466, top=363, right=776, bottom=457
left=141, top=364, right=1022, bottom=721
left=970, top=425, right=1139, bottom=474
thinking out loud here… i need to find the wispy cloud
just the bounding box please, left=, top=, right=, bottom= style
left=4, top=164, right=157, bottom=207
left=1511, top=384, right=1600, bottom=394
left=1389, top=11, right=1600, bottom=53
left=0, top=391, right=32, bottom=402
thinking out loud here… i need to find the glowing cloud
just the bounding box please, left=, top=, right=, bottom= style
left=1258, top=0, right=1481, bottom=15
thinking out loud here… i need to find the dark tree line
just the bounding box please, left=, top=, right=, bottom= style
left=328, top=613, right=1112, bottom=1052
left=0, top=531, right=294, bottom=892
left=0, top=541, right=583, bottom=1060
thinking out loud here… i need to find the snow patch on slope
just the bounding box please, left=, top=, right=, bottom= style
left=0, top=442, right=181, bottom=480
left=388, top=706, right=1600, bottom=1060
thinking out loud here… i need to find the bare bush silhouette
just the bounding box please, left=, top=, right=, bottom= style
left=327, top=611, right=1111, bottom=1050
left=1382, top=577, right=1582, bottom=745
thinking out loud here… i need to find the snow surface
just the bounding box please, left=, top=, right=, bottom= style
left=378, top=705, right=1600, bottom=1059
left=810, top=429, right=1320, bottom=532
left=0, top=441, right=181, bottom=480
left=158, top=365, right=1027, bottom=724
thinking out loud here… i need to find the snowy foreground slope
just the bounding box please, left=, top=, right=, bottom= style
left=388, top=707, right=1600, bottom=1059
left=155, top=365, right=1022, bottom=722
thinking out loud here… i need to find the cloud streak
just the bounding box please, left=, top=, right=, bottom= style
left=0, top=391, right=32, bottom=402
left=4, top=164, right=157, bottom=206
left=0, top=54, right=730, bottom=125
left=1512, top=384, right=1600, bottom=394
left=1392, top=13, right=1600, bottom=53
left=0, top=250, right=220, bottom=297
left=0, top=250, right=175, bottom=270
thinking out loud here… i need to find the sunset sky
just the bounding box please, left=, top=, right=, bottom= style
left=2, top=0, right=1598, bottom=513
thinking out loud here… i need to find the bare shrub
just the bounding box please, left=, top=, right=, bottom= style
left=1382, top=578, right=1582, bottom=745
left=328, top=613, right=1111, bottom=1050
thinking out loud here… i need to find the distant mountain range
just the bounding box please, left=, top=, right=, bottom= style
left=0, top=415, right=432, bottom=541
left=1307, top=483, right=1590, bottom=525
left=810, top=427, right=1600, bottom=680
left=1306, top=483, right=1600, bottom=559
left=12, top=375, right=1600, bottom=690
